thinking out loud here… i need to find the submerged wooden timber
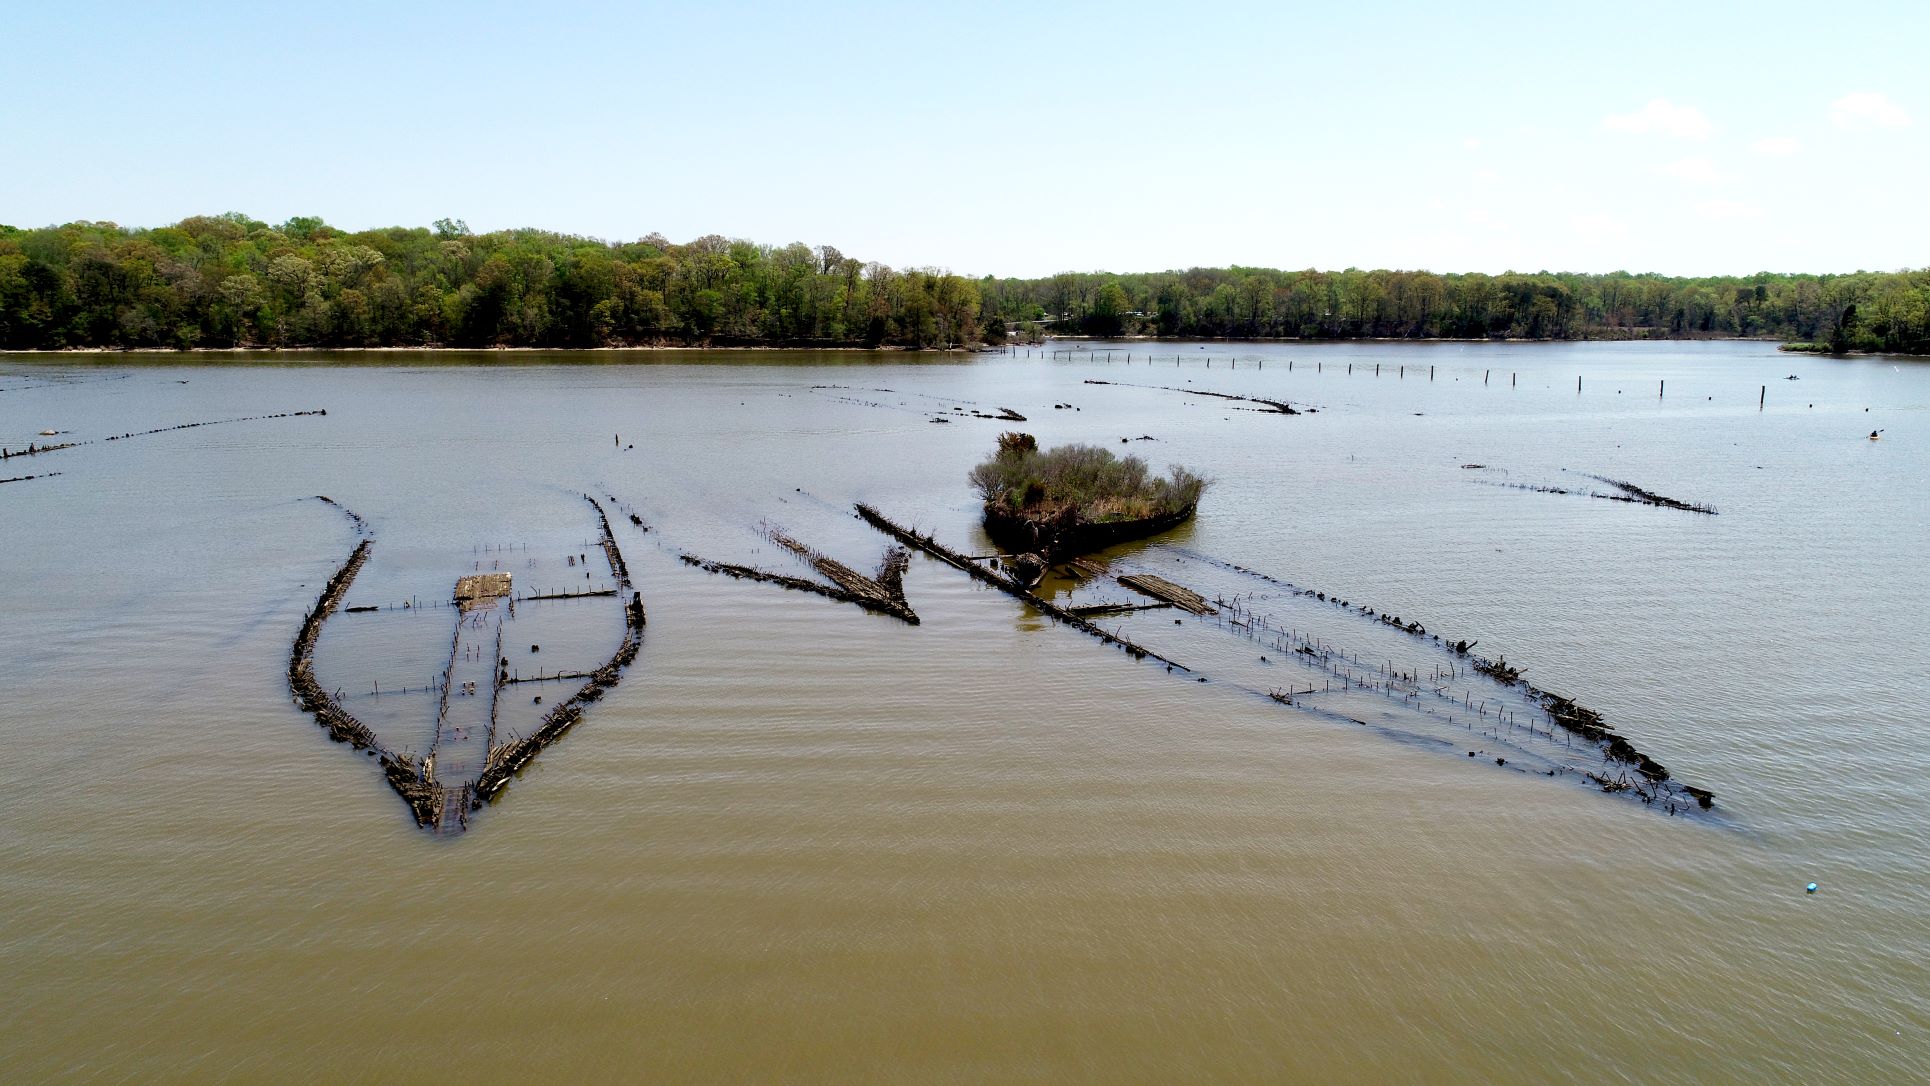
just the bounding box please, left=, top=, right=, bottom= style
left=288, top=493, right=644, bottom=832
left=854, top=503, right=1190, bottom=671
left=1172, top=546, right=1715, bottom=811
left=289, top=531, right=379, bottom=749
left=1083, top=378, right=1301, bottom=415
left=680, top=526, right=918, bottom=624
left=1068, top=601, right=1173, bottom=617
left=1469, top=467, right=1717, bottom=515
left=1567, top=471, right=1718, bottom=515
left=286, top=497, right=444, bottom=823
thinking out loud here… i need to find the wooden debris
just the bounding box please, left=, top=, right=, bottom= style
left=1066, top=557, right=1111, bottom=579
left=1472, top=656, right=1520, bottom=683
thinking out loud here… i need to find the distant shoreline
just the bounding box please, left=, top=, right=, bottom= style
left=0, top=332, right=1799, bottom=356
left=8, top=215, right=1922, bottom=355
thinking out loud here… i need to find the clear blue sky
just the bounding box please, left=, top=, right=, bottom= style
left=4, top=0, right=1924, bottom=277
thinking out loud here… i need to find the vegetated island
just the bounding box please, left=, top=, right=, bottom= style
left=970, top=432, right=1207, bottom=584
left=2, top=214, right=1924, bottom=353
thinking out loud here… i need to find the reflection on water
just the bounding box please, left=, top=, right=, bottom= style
left=2, top=342, right=1927, bottom=1082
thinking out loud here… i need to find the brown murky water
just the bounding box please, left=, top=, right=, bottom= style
left=2, top=343, right=1925, bottom=1082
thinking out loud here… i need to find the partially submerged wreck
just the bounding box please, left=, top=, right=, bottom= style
left=289, top=494, right=643, bottom=833
left=969, top=432, right=1207, bottom=584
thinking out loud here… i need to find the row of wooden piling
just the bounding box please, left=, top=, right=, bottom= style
left=101, top=409, right=326, bottom=442
left=0, top=440, right=79, bottom=460
left=1043, top=349, right=1259, bottom=369
left=1039, top=348, right=1801, bottom=411
left=1083, top=378, right=1301, bottom=415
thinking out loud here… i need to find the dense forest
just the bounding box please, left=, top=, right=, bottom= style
left=2, top=214, right=1926, bottom=353
left=986, top=267, right=1930, bottom=354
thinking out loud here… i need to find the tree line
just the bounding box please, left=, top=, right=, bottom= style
left=2, top=214, right=1925, bottom=353
left=983, top=267, right=1930, bottom=354
left=0, top=215, right=981, bottom=350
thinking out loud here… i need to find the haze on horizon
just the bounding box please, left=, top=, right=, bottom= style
left=4, top=0, right=1924, bottom=279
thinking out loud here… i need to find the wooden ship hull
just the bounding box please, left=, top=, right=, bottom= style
left=289, top=494, right=643, bottom=833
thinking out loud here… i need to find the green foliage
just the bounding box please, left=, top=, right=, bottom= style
left=976, top=266, right=1930, bottom=354
left=1085, top=280, right=1129, bottom=336
left=10, top=214, right=1930, bottom=353
left=0, top=216, right=984, bottom=350
left=970, top=435, right=1207, bottom=523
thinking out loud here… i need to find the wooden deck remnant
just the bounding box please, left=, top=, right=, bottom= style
left=430, top=586, right=510, bottom=829
left=1117, top=573, right=1217, bottom=616
left=454, top=572, right=512, bottom=606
